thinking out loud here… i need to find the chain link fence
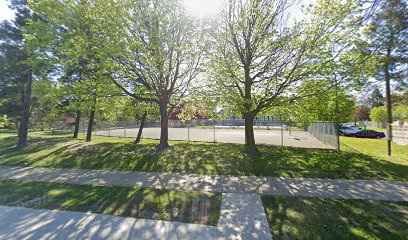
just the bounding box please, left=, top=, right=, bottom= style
left=51, top=119, right=338, bottom=149
left=307, top=122, right=339, bottom=149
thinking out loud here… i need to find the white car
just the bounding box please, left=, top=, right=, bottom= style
left=339, top=125, right=361, bottom=135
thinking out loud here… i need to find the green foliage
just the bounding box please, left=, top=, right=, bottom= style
left=178, top=102, right=198, bottom=122
left=109, top=98, right=159, bottom=122
left=391, top=90, right=408, bottom=106
left=362, top=0, right=407, bottom=90
left=209, top=0, right=369, bottom=118
left=103, top=0, right=206, bottom=106
left=30, top=80, right=62, bottom=129
left=0, top=115, right=9, bottom=129
left=265, top=80, right=356, bottom=125
left=393, top=105, right=408, bottom=125
left=370, top=106, right=388, bottom=124
left=0, top=11, right=30, bottom=128
left=367, top=88, right=385, bottom=109
left=27, top=0, right=121, bottom=117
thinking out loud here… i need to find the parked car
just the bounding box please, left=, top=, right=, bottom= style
left=339, top=126, right=361, bottom=135
left=345, top=130, right=386, bottom=139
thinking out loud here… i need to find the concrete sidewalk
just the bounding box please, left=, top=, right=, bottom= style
left=0, top=193, right=272, bottom=240
left=0, top=206, right=232, bottom=240
left=0, top=165, right=407, bottom=201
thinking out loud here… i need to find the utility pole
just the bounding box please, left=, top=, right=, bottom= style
left=385, top=60, right=392, bottom=156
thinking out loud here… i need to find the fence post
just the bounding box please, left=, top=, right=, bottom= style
left=289, top=121, right=292, bottom=136
left=188, top=125, right=190, bottom=142
left=213, top=125, right=216, bottom=143
left=336, top=123, right=340, bottom=151
left=281, top=122, right=284, bottom=146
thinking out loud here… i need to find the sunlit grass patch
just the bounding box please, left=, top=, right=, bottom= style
left=262, top=195, right=408, bottom=240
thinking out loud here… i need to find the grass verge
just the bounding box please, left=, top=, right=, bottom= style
left=262, top=195, right=408, bottom=240
left=341, top=136, right=408, bottom=163
left=0, top=179, right=221, bottom=225
left=0, top=132, right=407, bottom=181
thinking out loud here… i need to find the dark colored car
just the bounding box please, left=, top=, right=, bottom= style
left=345, top=130, right=386, bottom=139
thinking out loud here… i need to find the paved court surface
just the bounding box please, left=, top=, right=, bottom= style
left=1, top=165, right=406, bottom=201
left=95, top=127, right=331, bottom=149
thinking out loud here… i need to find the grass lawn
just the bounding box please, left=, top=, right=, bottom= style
left=0, top=132, right=407, bottom=181
left=262, top=195, right=408, bottom=240
left=0, top=179, right=221, bottom=225
left=341, top=136, right=408, bottom=163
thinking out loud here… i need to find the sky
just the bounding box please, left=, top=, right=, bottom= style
left=0, top=0, right=223, bottom=21
left=0, top=0, right=304, bottom=22
left=0, top=0, right=15, bottom=22
left=183, top=0, right=224, bottom=17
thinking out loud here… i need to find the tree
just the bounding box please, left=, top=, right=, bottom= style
left=393, top=105, right=408, bottom=126
left=27, top=0, right=121, bottom=142
left=363, top=0, right=407, bottom=155
left=0, top=20, right=25, bottom=130
left=354, top=106, right=370, bottom=121
left=367, top=88, right=385, bottom=109
left=0, top=0, right=39, bottom=147
left=370, top=106, right=388, bottom=126
left=391, top=90, right=408, bottom=106
left=105, top=0, right=206, bottom=151
left=30, top=79, right=60, bottom=130
left=210, top=0, right=366, bottom=153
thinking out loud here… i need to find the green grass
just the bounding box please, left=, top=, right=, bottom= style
left=341, top=136, right=408, bottom=162
left=262, top=195, right=408, bottom=240
left=0, top=132, right=407, bottom=181
left=0, top=179, right=221, bottom=225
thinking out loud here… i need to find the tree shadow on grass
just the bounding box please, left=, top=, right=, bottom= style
left=262, top=195, right=408, bottom=240
left=0, top=179, right=221, bottom=225
left=0, top=136, right=75, bottom=165
left=1, top=135, right=407, bottom=181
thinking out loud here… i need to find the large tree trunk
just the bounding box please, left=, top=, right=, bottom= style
left=243, top=64, right=257, bottom=154
left=17, top=71, right=32, bottom=148
left=86, top=110, right=95, bottom=142
left=244, top=112, right=257, bottom=153
left=135, top=111, right=147, bottom=144
left=158, top=102, right=169, bottom=151
left=73, top=110, right=81, bottom=139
